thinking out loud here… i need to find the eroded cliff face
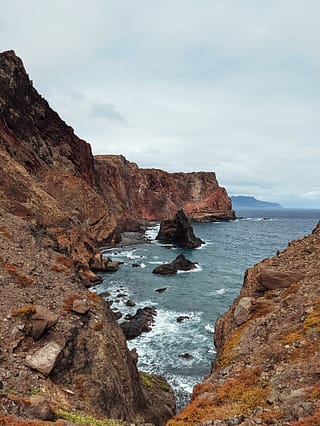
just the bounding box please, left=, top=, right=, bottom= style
left=0, top=50, right=176, bottom=425
left=168, top=222, right=320, bottom=425
left=0, top=49, right=235, bottom=425
left=95, top=155, right=234, bottom=225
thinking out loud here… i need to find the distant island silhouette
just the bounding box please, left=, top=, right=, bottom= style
left=231, top=196, right=282, bottom=208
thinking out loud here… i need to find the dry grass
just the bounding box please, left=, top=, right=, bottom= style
left=11, top=305, right=36, bottom=318
left=86, top=291, right=103, bottom=305
left=217, top=324, right=247, bottom=367
left=291, top=412, right=320, bottom=425
left=304, top=302, right=320, bottom=332
left=167, top=368, right=269, bottom=426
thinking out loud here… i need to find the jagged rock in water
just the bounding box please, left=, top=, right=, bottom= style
left=170, top=221, right=320, bottom=425
left=153, top=254, right=198, bottom=275
left=120, top=307, right=157, bottom=340
left=156, top=209, right=203, bottom=248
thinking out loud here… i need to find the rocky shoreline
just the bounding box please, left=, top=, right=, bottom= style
left=2, top=48, right=319, bottom=426
left=168, top=221, right=320, bottom=425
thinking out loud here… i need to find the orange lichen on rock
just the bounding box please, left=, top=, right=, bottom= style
left=55, top=255, right=74, bottom=269
left=86, top=291, right=103, bottom=305
left=4, top=263, right=33, bottom=285
left=11, top=305, right=36, bottom=317
left=62, top=293, right=80, bottom=314
left=0, top=226, right=12, bottom=239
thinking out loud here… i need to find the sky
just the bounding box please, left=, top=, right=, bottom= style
left=1, top=1, right=320, bottom=208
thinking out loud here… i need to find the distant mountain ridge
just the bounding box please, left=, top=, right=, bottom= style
left=231, top=196, right=282, bottom=208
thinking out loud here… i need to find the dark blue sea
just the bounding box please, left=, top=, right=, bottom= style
left=93, top=208, right=320, bottom=409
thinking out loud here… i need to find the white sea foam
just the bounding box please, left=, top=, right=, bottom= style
left=145, top=223, right=160, bottom=241
left=177, top=264, right=202, bottom=274
left=205, top=324, right=215, bottom=334
left=241, top=217, right=274, bottom=222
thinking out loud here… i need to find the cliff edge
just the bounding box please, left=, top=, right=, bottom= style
left=168, top=221, right=320, bottom=425
left=0, top=50, right=234, bottom=425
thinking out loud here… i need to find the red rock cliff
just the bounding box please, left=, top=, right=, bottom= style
left=0, top=50, right=233, bottom=424
left=95, top=154, right=235, bottom=226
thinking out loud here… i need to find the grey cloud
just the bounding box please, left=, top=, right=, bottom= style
left=1, top=0, right=320, bottom=206
left=89, top=103, right=127, bottom=123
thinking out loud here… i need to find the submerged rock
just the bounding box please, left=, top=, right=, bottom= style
left=156, top=208, right=203, bottom=248
left=155, top=287, right=167, bottom=293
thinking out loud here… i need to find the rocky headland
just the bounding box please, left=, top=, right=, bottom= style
left=167, top=221, right=320, bottom=425
left=0, top=49, right=234, bottom=425
left=2, top=49, right=319, bottom=426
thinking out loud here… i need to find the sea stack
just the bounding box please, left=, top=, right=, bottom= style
left=156, top=209, right=203, bottom=249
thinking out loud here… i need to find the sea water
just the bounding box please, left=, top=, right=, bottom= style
left=93, top=208, right=320, bottom=409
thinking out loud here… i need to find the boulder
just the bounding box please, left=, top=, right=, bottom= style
left=233, top=297, right=253, bottom=325
left=120, top=307, right=157, bottom=340
left=28, top=395, right=55, bottom=421
left=155, top=287, right=167, bottom=293
left=105, top=260, right=120, bottom=272
left=171, top=254, right=198, bottom=271
left=156, top=209, right=203, bottom=248
left=257, top=268, right=304, bottom=290
left=71, top=299, right=89, bottom=315
left=152, top=254, right=197, bottom=275
left=25, top=341, right=64, bottom=376
left=126, top=299, right=136, bottom=307
left=152, top=263, right=177, bottom=275
left=177, top=315, right=190, bottom=323
left=178, top=353, right=193, bottom=359
left=27, top=306, right=59, bottom=341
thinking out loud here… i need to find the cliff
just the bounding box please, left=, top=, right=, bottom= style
left=168, top=221, right=320, bottom=425
left=95, top=155, right=235, bottom=226
left=0, top=50, right=233, bottom=424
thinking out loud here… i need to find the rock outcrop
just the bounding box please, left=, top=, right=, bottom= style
left=156, top=209, right=204, bottom=248
left=0, top=50, right=177, bottom=425
left=0, top=49, right=234, bottom=425
left=96, top=155, right=235, bottom=225
left=120, top=307, right=157, bottom=340
left=153, top=254, right=198, bottom=275
left=168, top=221, right=320, bottom=425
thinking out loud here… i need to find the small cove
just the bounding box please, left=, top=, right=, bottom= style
left=93, top=208, right=320, bottom=409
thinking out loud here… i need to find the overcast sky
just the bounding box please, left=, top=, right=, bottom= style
left=1, top=1, right=320, bottom=207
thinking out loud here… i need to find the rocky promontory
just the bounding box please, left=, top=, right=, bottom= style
left=0, top=49, right=236, bottom=425
left=168, top=221, right=320, bottom=425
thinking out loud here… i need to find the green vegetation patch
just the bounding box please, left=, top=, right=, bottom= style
left=56, top=408, right=125, bottom=426
left=140, top=372, right=171, bottom=393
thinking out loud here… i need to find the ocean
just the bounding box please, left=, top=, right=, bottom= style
left=93, top=208, right=320, bottom=410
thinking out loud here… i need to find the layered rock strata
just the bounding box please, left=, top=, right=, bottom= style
left=168, top=221, right=320, bottom=425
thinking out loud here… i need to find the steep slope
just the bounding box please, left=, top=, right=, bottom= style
left=0, top=50, right=175, bottom=425
left=0, top=49, right=234, bottom=425
left=168, top=222, right=320, bottom=425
